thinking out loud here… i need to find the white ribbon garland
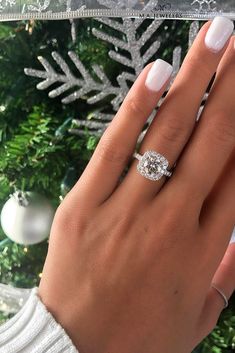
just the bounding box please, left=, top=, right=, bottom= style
left=0, top=0, right=234, bottom=21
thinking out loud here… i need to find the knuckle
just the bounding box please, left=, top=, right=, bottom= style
left=96, top=137, right=129, bottom=164
left=53, top=203, right=72, bottom=226
left=53, top=203, right=68, bottom=224
left=53, top=201, right=88, bottom=235
left=124, top=95, right=146, bottom=118
left=185, top=52, right=211, bottom=78
left=209, top=112, right=235, bottom=146
left=159, top=114, right=188, bottom=144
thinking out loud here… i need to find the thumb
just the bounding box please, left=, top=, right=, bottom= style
left=196, top=243, right=235, bottom=341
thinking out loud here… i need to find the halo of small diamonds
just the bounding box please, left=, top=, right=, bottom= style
left=136, top=150, right=172, bottom=181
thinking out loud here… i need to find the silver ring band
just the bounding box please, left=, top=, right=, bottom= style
left=133, top=151, right=172, bottom=181
left=211, top=284, right=229, bottom=309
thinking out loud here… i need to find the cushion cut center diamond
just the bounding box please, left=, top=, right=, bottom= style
left=144, top=159, right=161, bottom=174
left=137, top=151, right=169, bottom=181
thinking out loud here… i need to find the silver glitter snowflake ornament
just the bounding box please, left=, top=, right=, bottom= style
left=25, top=15, right=200, bottom=137
left=0, top=0, right=15, bottom=12
left=27, top=0, right=51, bottom=13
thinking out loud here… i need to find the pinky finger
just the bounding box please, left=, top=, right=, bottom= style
left=196, top=243, right=235, bottom=343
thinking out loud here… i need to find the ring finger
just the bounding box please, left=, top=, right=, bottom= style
left=115, top=17, right=234, bottom=202
left=65, top=59, right=173, bottom=208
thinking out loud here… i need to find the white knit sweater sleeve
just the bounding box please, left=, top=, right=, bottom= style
left=0, top=287, right=79, bottom=353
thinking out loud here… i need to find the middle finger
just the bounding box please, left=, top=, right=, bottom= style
left=116, top=17, right=234, bottom=203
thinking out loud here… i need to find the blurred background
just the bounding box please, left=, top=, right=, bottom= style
left=0, top=17, right=234, bottom=352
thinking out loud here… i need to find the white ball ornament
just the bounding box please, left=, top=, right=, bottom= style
left=0, top=191, right=55, bottom=245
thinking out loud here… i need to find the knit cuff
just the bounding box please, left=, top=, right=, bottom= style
left=0, top=287, right=79, bottom=353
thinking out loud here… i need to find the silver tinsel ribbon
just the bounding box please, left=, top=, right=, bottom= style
left=0, top=0, right=234, bottom=20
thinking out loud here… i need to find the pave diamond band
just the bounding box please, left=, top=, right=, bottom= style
left=133, top=151, right=172, bottom=181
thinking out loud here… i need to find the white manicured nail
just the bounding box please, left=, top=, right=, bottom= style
left=229, top=229, right=235, bottom=244
left=145, top=59, right=173, bottom=92
left=205, top=16, right=234, bottom=52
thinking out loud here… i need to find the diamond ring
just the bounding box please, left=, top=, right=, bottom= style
left=133, top=150, right=172, bottom=181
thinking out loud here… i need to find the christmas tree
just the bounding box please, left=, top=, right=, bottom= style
left=0, top=18, right=234, bottom=353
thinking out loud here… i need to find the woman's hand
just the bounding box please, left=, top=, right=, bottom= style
left=38, top=17, right=235, bottom=353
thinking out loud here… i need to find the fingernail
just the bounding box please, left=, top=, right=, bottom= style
left=229, top=229, right=235, bottom=244
left=205, top=16, right=234, bottom=52
left=145, top=59, right=173, bottom=92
